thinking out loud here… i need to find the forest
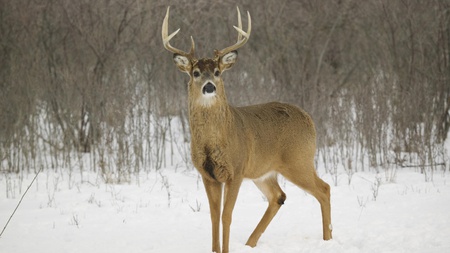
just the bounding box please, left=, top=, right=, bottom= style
left=1, top=0, right=449, bottom=181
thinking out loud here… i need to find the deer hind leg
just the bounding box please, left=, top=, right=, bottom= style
left=283, top=166, right=332, bottom=240
left=310, top=176, right=332, bottom=240
left=246, top=173, right=286, bottom=247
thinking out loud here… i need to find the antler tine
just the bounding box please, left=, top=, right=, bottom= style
left=162, top=7, right=195, bottom=57
left=236, top=6, right=243, bottom=42
left=215, top=7, right=251, bottom=57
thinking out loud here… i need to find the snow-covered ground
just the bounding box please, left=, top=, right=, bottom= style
left=1, top=165, right=449, bottom=253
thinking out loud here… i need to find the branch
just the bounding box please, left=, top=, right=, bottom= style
left=388, top=161, right=446, bottom=168
left=0, top=167, right=43, bottom=237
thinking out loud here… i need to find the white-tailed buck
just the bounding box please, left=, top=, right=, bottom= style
left=162, top=6, right=332, bottom=253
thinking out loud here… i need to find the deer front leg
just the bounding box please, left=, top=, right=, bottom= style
left=202, top=177, right=223, bottom=253
left=222, top=178, right=243, bottom=253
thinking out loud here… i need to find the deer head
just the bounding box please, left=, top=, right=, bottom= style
left=162, top=6, right=251, bottom=107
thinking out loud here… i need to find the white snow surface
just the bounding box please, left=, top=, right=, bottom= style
left=1, top=166, right=450, bottom=253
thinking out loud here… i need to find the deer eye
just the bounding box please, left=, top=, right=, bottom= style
left=214, top=70, right=220, bottom=77
left=193, top=71, right=200, bottom=77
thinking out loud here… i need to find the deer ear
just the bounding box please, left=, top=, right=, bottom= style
left=173, top=54, right=192, bottom=74
left=219, top=51, right=238, bottom=72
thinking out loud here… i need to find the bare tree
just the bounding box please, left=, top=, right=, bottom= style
left=0, top=0, right=448, bottom=176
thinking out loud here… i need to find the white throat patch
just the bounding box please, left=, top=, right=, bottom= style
left=198, top=92, right=217, bottom=107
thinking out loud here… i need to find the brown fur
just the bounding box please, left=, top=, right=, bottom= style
left=163, top=7, right=331, bottom=253
left=181, top=57, right=332, bottom=253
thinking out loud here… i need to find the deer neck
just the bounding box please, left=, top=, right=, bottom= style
left=188, top=97, right=235, bottom=143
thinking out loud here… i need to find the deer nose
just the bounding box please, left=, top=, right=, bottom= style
left=202, top=82, right=216, bottom=95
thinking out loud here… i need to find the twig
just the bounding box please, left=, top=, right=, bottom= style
left=0, top=167, right=43, bottom=237
left=388, top=161, right=445, bottom=168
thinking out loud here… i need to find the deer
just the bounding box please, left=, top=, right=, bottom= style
left=162, top=6, right=332, bottom=253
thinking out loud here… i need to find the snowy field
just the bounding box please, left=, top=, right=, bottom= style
left=1, top=164, right=450, bottom=253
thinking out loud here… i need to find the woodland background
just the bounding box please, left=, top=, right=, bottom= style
left=1, top=0, right=449, bottom=181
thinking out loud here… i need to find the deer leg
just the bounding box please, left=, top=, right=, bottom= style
left=283, top=167, right=332, bottom=241
left=312, top=176, right=333, bottom=240
left=246, top=174, right=286, bottom=247
left=202, top=177, right=223, bottom=253
left=221, top=178, right=243, bottom=253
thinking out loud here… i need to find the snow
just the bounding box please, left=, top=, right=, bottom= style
left=1, top=166, right=450, bottom=253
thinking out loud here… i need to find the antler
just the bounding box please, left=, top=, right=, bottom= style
left=215, top=7, right=252, bottom=57
left=162, top=7, right=195, bottom=58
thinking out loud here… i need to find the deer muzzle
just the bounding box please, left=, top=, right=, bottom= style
left=202, top=82, right=216, bottom=95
